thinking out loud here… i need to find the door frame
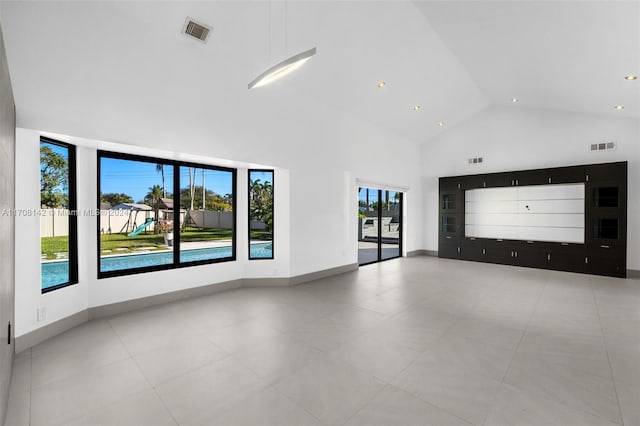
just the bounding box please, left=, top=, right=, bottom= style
left=358, top=187, right=403, bottom=266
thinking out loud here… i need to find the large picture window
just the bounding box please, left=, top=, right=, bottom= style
left=179, top=165, right=235, bottom=264
left=98, top=151, right=235, bottom=278
left=248, top=170, right=274, bottom=259
left=40, top=137, right=77, bottom=292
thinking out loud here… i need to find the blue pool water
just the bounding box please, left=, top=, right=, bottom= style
left=41, top=243, right=273, bottom=290
left=41, top=261, right=72, bottom=290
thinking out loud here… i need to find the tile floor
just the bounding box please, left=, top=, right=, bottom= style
left=5, top=257, right=640, bottom=426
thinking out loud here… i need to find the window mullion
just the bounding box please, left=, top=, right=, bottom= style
left=172, top=163, right=180, bottom=266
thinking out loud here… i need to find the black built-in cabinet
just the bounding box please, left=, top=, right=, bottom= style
left=438, top=162, right=627, bottom=278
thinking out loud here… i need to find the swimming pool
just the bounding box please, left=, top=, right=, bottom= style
left=41, top=243, right=273, bottom=290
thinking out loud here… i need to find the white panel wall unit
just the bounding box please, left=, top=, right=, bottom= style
left=465, top=183, right=585, bottom=243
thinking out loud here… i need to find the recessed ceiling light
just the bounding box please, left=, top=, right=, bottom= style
left=614, top=105, right=625, bottom=110
left=413, top=105, right=421, bottom=111
left=512, top=98, right=519, bottom=103
left=624, top=75, right=637, bottom=80
left=377, top=81, right=386, bottom=88
left=437, top=121, right=445, bottom=127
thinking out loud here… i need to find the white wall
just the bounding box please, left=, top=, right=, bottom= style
left=421, top=105, right=640, bottom=269
left=0, top=20, right=16, bottom=426
left=15, top=96, right=421, bottom=337
left=15, top=130, right=89, bottom=340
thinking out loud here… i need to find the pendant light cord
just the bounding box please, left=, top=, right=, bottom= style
left=267, top=0, right=291, bottom=62
left=268, top=0, right=272, bottom=62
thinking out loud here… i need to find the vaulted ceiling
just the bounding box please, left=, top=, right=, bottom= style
left=415, top=1, right=640, bottom=118
left=0, top=1, right=637, bottom=146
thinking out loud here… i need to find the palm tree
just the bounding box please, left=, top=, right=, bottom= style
left=249, top=179, right=274, bottom=235
left=155, top=164, right=165, bottom=198
left=145, top=185, right=163, bottom=208
left=202, top=168, right=206, bottom=210
left=188, top=168, right=196, bottom=211
left=145, top=184, right=164, bottom=233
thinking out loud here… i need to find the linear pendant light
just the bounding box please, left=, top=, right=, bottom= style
left=248, top=1, right=316, bottom=89
left=248, top=47, right=316, bottom=89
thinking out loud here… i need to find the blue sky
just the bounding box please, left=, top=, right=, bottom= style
left=249, top=170, right=273, bottom=186
left=42, top=141, right=68, bottom=160
left=101, top=157, right=233, bottom=203
left=358, top=187, right=379, bottom=207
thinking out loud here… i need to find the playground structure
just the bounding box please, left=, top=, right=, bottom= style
left=102, top=203, right=155, bottom=235
left=99, top=202, right=186, bottom=236
left=127, top=217, right=155, bottom=237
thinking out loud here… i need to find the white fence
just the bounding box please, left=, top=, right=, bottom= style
left=187, top=210, right=234, bottom=229
left=40, top=208, right=233, bottom=238
left=39, top=208, right=158, bottom=237
left=40, top=209, right=70, bottom=237
left=250, top=220, right=267, bottom=230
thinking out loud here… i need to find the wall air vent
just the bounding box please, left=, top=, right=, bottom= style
left=182, top=17, right=212, bottom=43
left=590, top=141, right=616, bottom=152
left=468, top=157, right=483, bottom=165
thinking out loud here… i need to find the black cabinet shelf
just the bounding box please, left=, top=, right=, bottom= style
left=438, top=162, right=627, bottom=278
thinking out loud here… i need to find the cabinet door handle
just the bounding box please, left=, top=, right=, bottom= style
left=446, top=236, right=452, bottom=239
left=601, top=245, right=610, bottom=249
left=511, top=251, right=514, bottom=257
left=482, top=249, right=486, bottom=255
left=516, top=179, right=519, bottom=186
left=457, top=247, right=461, bottom=253
left=585, top=257, right=589, bottom=264
left=515, top=251, right=518, bottom=258
left=547, top=254, right=551, bottom=261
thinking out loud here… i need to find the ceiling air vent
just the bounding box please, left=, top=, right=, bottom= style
left=590, top=141, right=616, bottom=152
left=182, top=17, right=212, bottom=43
left=468, top=157, right=483, bottom=165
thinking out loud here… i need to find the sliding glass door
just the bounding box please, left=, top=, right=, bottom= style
left=381, top=190, right=402, bottom=260
left=358, top=187, right=403, bottom=265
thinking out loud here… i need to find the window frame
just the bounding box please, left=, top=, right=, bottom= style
left=248, top=169, right=274, bottom=260
left=41, top=137, right=78, bottom=293
left=177, top=161, right=237, bottom=267
left=97, top=150, right=237, bottom=279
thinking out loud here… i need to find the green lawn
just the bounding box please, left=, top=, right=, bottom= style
left=40, top=236, right=70, bottom=259
left=180, top=228, right=234, bottom=242
left=250, top=230, right=273, bottom=240
left=41, top=227, right=234, bottom=259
